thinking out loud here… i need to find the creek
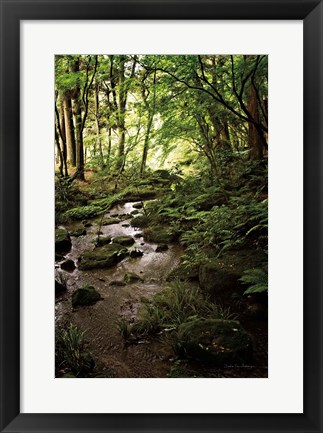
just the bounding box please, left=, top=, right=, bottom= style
left=55, top=201, right=184, bottom=377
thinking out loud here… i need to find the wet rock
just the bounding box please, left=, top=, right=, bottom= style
left=95, top=235, right=112, bottom=247
left=132, top=202, right=143, bottom=209
left=70, top=224, right=86, bottom=237
left=110, top=280, right=127, bottom=287
left=129, top=249, right=144, bottom=258
left=83, top=221, right=92, bottom=228
left=78, top=243, right=128, bottom=270
left=134, top=233, right=143, bottom=238
left=121, top=223, right=130, bottom=228
left=177, top=319, right=253, bottom=366
left=131, top=209, right=140, bottom=216
left=55, top=279, right=67, bottom=296
left=55, top=227, right=72, bottom=254
left=112, top=235, right=135, bottom=246
left=60, top=259, right=76, bottom=272
left=155, top=243, right=169, bottom=252
left=72, top=286, right=102, bottom=308
left=124, top=272, right=144, bottom=283
left=101, top=217, right=120, bottom=225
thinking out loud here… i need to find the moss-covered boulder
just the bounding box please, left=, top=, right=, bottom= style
left=60, top=259, right=76, bottom=272
left=72, top=286, right=102, bottom=307
left=123, top=272, right=144, bottom=283
left=177, top=319, right=253, bottom=366
left=112, top=235, right=135, bottom=246
left=69, top=224, right=86, bottom=237
left=55, top=228, right=72, bottom=254
left=78, top=244, right=128, bottom=270
left=95, top=235, right=112, bottom=247
left=144, top=226, right=175, bottom=244
left=101, top=217, right=120, bottom=226
left=64, top=205, right=100, bottom=220
left=199, top=262, right=239, bottom=297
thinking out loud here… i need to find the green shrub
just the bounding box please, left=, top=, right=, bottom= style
left=55, top=323, right=94, bottom=376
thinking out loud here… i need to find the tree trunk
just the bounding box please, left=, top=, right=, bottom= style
left=140, top=113, right=153, bottom=176
left=73, top=91, right=85, bottom=180
left=116, top=56, right=127, bottom=171
left=63, top=92, right=76, bottom=166
left=94, top=81, right=105, bottom=168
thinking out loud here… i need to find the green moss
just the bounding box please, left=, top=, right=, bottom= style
left=78, top=244, right=128, bottom=270
left=177, top=319, right=253, bottom=365
left=143, top=226, right=175, bottom=244
left=69, top=224, right=86, bottom=237
left=101, top=217, right=120, bottom=225
left=55, top=228, right=72, bottom=253
left=64, top=205, right=101, bottom=220
left=124, top=272, right=144, bottom=283
left=72, top=286, right=102, bottom=308
left=112, top=236, right=135, bottom=246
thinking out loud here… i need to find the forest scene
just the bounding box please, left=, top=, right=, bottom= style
left=55, top=54, right=268, bottom=378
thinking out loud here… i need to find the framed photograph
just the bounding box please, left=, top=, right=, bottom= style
left=0, top=0, right=322, bottom=432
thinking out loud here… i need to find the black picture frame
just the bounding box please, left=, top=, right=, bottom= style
left=0, top=1, right=322, bottom=432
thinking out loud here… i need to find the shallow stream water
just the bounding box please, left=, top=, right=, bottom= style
left=55, top=201, right=184, bottom=377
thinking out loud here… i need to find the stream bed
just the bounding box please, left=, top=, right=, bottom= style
left=55, top=201, right=184, bottom=377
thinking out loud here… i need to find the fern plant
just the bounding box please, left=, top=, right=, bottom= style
left=240, top=268, right=268, bottom=295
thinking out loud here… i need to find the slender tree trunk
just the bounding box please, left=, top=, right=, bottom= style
left=247, top=85, right=263, bottom=160
left=73, top=91, right=85, bottom=180
left=55, top=127, right=64, bottom=176
left=58, top=101, right=68, bottom=176
left=63, top=92, right=76, bottom=166
left=107, top=127, right=112, bottom=167
left=94, top=81, right=105, bottom=168
left=116, top=56, right=127, bottom=171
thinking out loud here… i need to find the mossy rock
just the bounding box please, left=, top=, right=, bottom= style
left=78, top=244, right=128, bottom=270
left=199, top=250, right=266, bottom=298
left=130, top=215, right=151, bottom=228
left=177, top=319, right=253, bottom=366
left=72, top=286, right=102, bottom=308
left=199, top=262, right=239, bottom=297
left=125, top=189, right=157, bottom=200
left=64, top=205, right=101, bottom=220
left=55, top=279, right=67, bottom=296
left=60, top=259, right=76, bottom=272
left=112, top=235, right=135, bottom=246
left=123, top=272, right=144, bottom=283
left=132, top=202, right=143, bottom=209
left=144, top=226, right=175, bottom=244
left=130, top=209, right=140, bottom=216
left=55, top=228, right=72, bottom=254
left=156, top=243, right=169, bottom=252
left=69, top=224, right=86, bottom=237
left=101, top=217, right=120, bottom=226
left=95, top=236, right=112, bottom=247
